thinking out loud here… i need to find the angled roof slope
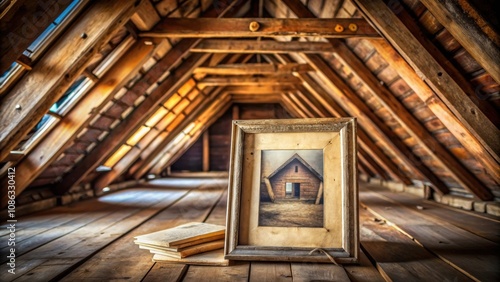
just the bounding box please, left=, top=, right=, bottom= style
left=0, top=0, right=498, bottom=208
left=268, top=153, right=323, bottom=181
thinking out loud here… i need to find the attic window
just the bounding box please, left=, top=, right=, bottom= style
left=295, top=166, right=298, bottom=172
left=0, top=0, right=86, bottom=95
left=50, top=76, right=93, bottom=115
left=23, top=0, right=83, bottom=60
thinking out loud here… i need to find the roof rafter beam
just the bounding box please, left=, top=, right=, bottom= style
left=136, top=93, right=231, bottom=178
left=283, top=0, right=493, bottom=199
left=302, top=53, right=449, bottom=193
left=353, top=0, right=500, bottom=167
left=3, top=39, right=155, bottom=199
left=0, top=0, right=142, bottom=164
left=419, top=0, right=500, bottom=83
left=197, top=75, right=301, bottom=87
left=301, top=77, right=408, bottom=183
left=54, top=1, right=250, bottom=193
left=149, top=98, right=233, bottom=175
left=273, top=53, right=413, bottom=185
left=370, top=39, right=500, bottom=184
left=193, top=63, right=312, bottom=75
left=140, top=18, right=380, bottom=38
left=190, top=39, right=335, bottom=53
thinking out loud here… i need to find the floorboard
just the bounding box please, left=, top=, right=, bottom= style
left=1, top=178, right=498, bottom=281
left=360, top=184, right=500, bottom=281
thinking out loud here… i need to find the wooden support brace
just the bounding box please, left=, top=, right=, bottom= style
left=264, top=177, right=276, bottom=203
left=141, top=18, right=380, bottom=38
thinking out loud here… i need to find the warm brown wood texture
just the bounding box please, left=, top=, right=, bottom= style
left=2, top=39, right=155, bottom=201
left=191, top=39, right=335, bottom=53
left=194, top=63, right=312, bottom=75
left=0, top=0, right=141, bottom=163
left=370, top=39, right=500, bottom=184
left=2, top=178, right=497, bottom=281
left=141, top=18, right=380, bottom=38
left=354, top=0, right=500, bottom=167
left=420, top=0, right=500, bottom=84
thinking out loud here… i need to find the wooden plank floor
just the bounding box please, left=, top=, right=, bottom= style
left=1, top=178, right=498, bottom=281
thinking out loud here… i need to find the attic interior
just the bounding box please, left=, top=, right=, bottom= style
left=0, top=0, right=499, bottom=280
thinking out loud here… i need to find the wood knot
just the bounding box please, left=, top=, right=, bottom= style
left=249, top=21, right=260, bottom=32
left=348, top=23, right=358, bottom=32
left=334, top=24, right=344, bottom=32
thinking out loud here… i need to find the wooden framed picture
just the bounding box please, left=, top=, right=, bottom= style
left=225, top=118, right=358, bottom=263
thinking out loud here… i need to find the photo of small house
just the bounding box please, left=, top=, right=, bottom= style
left=259, top=150, right=324, bottom=228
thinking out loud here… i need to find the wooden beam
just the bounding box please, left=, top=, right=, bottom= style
left=130, top=0, right=160, bottom=31
left=54, top=1, right=249, bottom=193
left=358, top=148, right=390, bottom=180
left=54, top=52, right=210, bottom=194
left=302, top=54, right=449, bottom=193
left=129, top=88, right=226, bottom=178
left=285, top=0, right=493, bottom=198
left=274, top=53, right=413, bottom=185
left=3, top=39, right=155, bottom=199
left=193, top=63, right=312, bottom=75
left=0, top=0, right=142, bottom=163
left=0, top=0, right=77, bottom=74
left=353, top=0, right=500, bottom=166
left=230, top=94, right=282, bottom=104
left=143, top=94, right=231, bottom=177
left=223, top=85, right=295, bottom=94
left=190, top=39, right=335, bottom=53
left=151, top=100, right=233, bottom=175
left=140, top=18, right=380, bottom=38
left=197, top=75, right=301, bottom=87
left=370, top=39, right=500, bottom=183
left=420, top=0, right=500, bottom=84
left=300, top=77, right=407, bottom=184
left=202, top=131, right=210, bottom=172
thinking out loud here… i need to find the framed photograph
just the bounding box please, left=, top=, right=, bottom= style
left=224, top=118, right=358, bottom=263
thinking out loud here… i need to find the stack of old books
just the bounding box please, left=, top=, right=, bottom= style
left=134, top=222, right=227, bottom=265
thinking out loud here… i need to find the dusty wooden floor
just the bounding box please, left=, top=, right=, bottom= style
left=1, top=178, right=499, bottom=281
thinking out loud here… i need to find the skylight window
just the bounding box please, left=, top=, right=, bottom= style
left=23, top=0, right=84, bottom=60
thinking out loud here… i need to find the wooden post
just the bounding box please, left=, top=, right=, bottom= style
left=315, top=182, right=323, bottom=205
left=264, top=177, right=276, bottom=203
left=202, top=131, right=210, bottom=172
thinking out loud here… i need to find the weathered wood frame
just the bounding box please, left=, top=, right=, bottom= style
left=225, top=118, right=358, bottom=263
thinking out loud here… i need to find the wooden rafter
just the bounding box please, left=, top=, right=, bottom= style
left=0, top=0, right=141, bottom=163
left=223, top=85, right=295, bottom=94
left=296, top=70, right=412, bottom=185
left=140, top=18, right=380, bottom=38
left=190, top=39, right=335, bottom=53
left=420, top=0, right=500, bottom=84
left=197, top=75, right=301, bottom=87
left=193, top=63, right=312, bottom=75
left=302, top=53, right=450, bottom=193
left=2, top=39, right=155, bottom=199
left=353, top=0, right=500, bottom=166
left=149, top=98, right=233, bottom=175
left=139, top=93, right=232, bottom=178
left=54, top=1, right=249, bottom=193
left=286, top=0, right=492, bottom=198
left=370, top=39, right=500, bottom=184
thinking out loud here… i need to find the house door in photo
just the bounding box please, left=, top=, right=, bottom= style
left=285, top=182, right=300, bottom=198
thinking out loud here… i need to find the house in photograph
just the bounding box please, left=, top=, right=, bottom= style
left=262, top=153, right=323, bottom=203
